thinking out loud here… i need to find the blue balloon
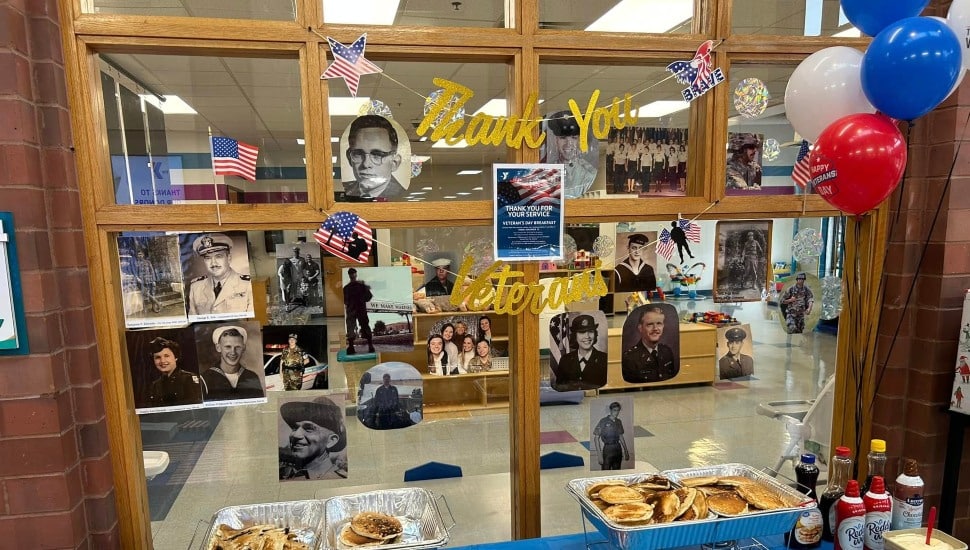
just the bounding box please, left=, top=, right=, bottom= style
left=861, top=17, right=962, bottom=121
left=841, top=0, right=930, bottom=37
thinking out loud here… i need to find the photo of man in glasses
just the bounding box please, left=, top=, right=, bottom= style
left=340, top=114, right=411, bottom=201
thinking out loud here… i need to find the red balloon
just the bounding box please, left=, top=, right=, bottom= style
left=808, top=113, right=907, bottom=216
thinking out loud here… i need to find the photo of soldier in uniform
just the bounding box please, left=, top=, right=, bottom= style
left=621, top=303, right=680, bottom=384
left=356, top=362, right=423, bottom=430
left=337, top=114, right=412, bottom=202
left=589, top=396, right=635, bottom=471
left=777, top=273, right=821, bottom=335
left=540, top=110, right=598, bottom=198
left=117, top=234, right=187, bottom=328
left=717, top=324, right=755, bottom=379
left=125, top=328, right=203, bottom=413
left=342, top=266, right=414, bottom=355
left=613, top=232, right=659, bottom=293
left=725, top=133, right=764, bottom=193
left=270, top=242, right=324, bottom=322
left=261, top=325, right=328, bottom=392
left=194, top=320, right=265, bottom=405
left=714, top=220, right=772, bottom=303
left=179, top=231, right=254, bottom=322
left=278, top=395, right=348, bottom=481
left=549, top=312, right=609, bottom=392
left=605, top=127, right=687, bottom=196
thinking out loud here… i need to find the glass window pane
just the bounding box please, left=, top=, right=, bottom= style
left=329, top=59, right=509, bottom=203
left=322, top=0, right=511, bottom=28
left=732, top=0, right=860, bottom=37
left=100, top=54, right=306, bottom=205
left=725, top=64, right=815, bottom=197
left=539, top=62, right=697, bottom=199
left=539, top=0, right=694, bottom=33
left=85, top=0, right=296, bottom=20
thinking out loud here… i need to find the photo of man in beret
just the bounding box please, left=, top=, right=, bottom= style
left=182, top=232, right=253, bottom=321
left=278, top=396, right=348, bottom=481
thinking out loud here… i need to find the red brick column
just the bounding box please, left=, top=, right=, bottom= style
left=871, top=2, right=970, bottom=538
left=0, top=0, right=118, bottom=547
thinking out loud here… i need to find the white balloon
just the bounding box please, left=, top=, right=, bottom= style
left=933, top=16, right=968, bottom=98
left=946, top=2, right=970, bottom=70
left=785, top=46, right=876, bottom=143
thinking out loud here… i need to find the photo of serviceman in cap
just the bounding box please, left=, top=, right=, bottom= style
left=550, top=312, right=609, bottom=391
left=420, top=257, right=455, bottom=297
left=181, top=232, right=253, bottom=321
left=718, top=325, right=754, bottom=379
left=614, top=232, right=658, bottom=293
left=541, top=110, right=598, bottom=198
left=278, top=395, right=348, bottom=481
left=198, top=322, right=265, bottom=402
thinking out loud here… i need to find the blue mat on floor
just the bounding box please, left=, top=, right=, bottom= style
left=404, top=461, right=463, bottom=482
left=540, top=451, right=584, bottom=469
left=144, top=408, right=224, bottom=521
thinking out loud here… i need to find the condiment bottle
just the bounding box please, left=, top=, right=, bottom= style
left=891, top=459, right=924, bottom=530
left=835, top=480, right=866, bottom=550
left=863, top=476, right=892, bottom=550
left=787, top=453, right=823, bottom=549
left=821, top=446, right=853, bottom=542
left=861, top=439, right=887, bottom=495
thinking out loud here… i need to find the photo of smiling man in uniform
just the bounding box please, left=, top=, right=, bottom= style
left=278, top=395, right=348, bottom=481
left=339, top=115, right=411, bottom=202
left=181, top=232, right=253, bottom=322
left=621, top=304, right=680, bottom=384
left=197, top=322, right=265, bottom=403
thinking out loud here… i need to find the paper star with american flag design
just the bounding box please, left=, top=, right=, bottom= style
left=321, top=33, right=382, bottom=97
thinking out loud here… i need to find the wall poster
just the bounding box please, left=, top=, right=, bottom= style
left=493, top=164, right=564, bottom=262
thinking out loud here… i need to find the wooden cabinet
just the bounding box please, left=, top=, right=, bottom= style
left=380, top=311, right=510, bottom=414
left=601, top=322, right=717, bottom=390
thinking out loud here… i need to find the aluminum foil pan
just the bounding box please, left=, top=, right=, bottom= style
left=323, top=488, right=448, bottom=550
left=199, top=499, right=325, bottom=550
left=662, top=463, right=810, bottom=517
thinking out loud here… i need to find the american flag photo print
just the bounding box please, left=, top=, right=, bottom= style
left=314, top=211, right=372, bottom=264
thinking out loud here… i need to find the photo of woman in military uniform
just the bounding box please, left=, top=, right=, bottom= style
left=548, top=311, right=609, bottom=392
left=125, top=327, right=203, bottom=413
left=589, top=396, right=634, bottom=471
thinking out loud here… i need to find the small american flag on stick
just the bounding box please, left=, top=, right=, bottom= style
left=211, top=136, right=258, bottom=182
left=792, top=140, right=812, bottom=189
left=678, top=219, right=701, bottom=243
left=657, top=229, right=675, bottom=260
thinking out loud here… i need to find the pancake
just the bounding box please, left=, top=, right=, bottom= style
left=599, top=485, right=645, bottom=505
left=350, top=512, right=403, bottom=541
left=338, top=524, right=386, bottom=548
left=717, top=476, right=755, bottom=487
left=590, top=498, right=611, bottom=511
left=212, top=524, right=311, bottom=550
left=736, top=483, right=786, bottom=510
left=604, top=502, right=655, bottom=523
left=691, top=490, right=709, bottom=519
left=680, top=476, right=719, bottom=488
left=586, top=480, right=628, bottom=499
left=644, top=490, right=680, bottom=520
left=673, top=488, right=698, bottom=518
left=679, top=506, right=697, bottom=521
left=708, top=491, right=749, bottom=516
left=634, top=475, right=672, bottom=490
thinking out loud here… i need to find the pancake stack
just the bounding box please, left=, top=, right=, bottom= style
left=584, top=475, right=709, bottom=526
left=680, top=475, right=799, bottom=516
left=337, top=512, right=404, bottom=548
left=210, top=524, right=311, bottom=550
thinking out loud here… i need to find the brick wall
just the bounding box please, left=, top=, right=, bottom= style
left=0, top=0, right=118, bottom=548
left=871, top=3, right=970, bottom=537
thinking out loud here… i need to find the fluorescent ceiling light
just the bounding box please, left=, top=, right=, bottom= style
left=474, top=98, right=544, bottom=117
left=457, top=170, right=482, bottom=175
left=586, top=0, right=692, bottom=33
left=472, top=186, right=484, bottom=191
left=332, top=156, right=338, bottom=163
left=407, top=198, right=422, bottom=202
left=323, top=0, right=399, bottom=25
left=139, top=94, right=196, bottom=115
left=457, top=192, right=472, bottom=196
left=432, top=139, right=468, bottom=149
left=302, top=157, right=306, bottom=164
left=412, top=155, right=431, bottom=163
left=329, top=97, right=371, bottom=116
left=422, top=187, right=433, bottom=191
left=832, top=27, right=861, bottom=38
left=443, top=195, right=458, bottom=199
left=297, top=138, right=305, bottom=145
left=408, top=191, right=426, bottom=195
left=637, top=100, right=690, bottom=118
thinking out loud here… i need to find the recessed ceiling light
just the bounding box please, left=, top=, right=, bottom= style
left=323, top=0, right=400, bottom=25
left=329, top=97, right=371, bottom=116
left=586, top=0, right=692, bottom=33
left=332, top=156, right=338, bottom=163
left=472, top=186, right=484, bottom=191
left=139, top=94, right=196, bottom=115
left=297, top=138, right=305, bottom=145
left=421, top=187, right=433, bottom=191
left=443, top=195, right=457, bottom=199
left=457, top=170, right=482, bottom=175
left=432, top=139, right=468, bottom=149
left=637, top=100, right=690, bottom=118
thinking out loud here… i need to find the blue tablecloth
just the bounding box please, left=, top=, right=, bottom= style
left=453, top=534, right=834, bottom=550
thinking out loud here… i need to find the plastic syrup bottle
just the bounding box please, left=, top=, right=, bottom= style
left=891, top=459, right=924, bottom=530
left=835, top=480, right=867, bottom=550
left=861, top=439, right=888, bottom=495
left=863, top=476, right=892, bottom=550
left=821, top=446, right=854, bottom=542
left=786, top=453, right=823, bottom=549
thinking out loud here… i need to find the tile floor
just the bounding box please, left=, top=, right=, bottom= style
left=147, top=298, right=836, bottom=549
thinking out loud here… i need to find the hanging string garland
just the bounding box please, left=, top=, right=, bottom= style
left=763, top=138, right=781, bottom=162
left=463, top=237, right=495, bottom=276
left=411, top=161, right=423, bottom=178
left=733, top=78, right=771, bottom=118
left=424, top=89, right=466, bottom=129
left=820, top=275, right=843, bottom=320
left=791, top=228, right=824, bottom=261
left=360, top=99, right=393, bottom=118
left=592, top=235, right=615, bottom=258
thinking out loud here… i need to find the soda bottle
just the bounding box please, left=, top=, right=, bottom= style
left=786, top=453, right=823, bottom=549
left=861, top=439, right=887, bottom=495
left=863, top=476, right=892, bottom=550
left=835, top=480, right=866, bottom=550
left=820, top=446, right=853, bottom=542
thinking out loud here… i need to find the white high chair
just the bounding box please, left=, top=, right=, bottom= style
left=757, top=375, right=835, bottom=475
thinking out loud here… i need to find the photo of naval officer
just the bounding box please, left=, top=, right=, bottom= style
left=718, top=325, right=754, bottom=379
left=179, top=231, right=253, bottom=322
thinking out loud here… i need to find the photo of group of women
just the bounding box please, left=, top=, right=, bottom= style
left=125, top=320, right=265, bottom=414
left=425, top=315, right=504, bottom=376
left=605, top=127, right=688, bottom=196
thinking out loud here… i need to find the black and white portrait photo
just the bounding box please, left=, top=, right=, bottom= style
left=125, top=328, right=202, bottom=413
left=338, top=114, right=412, bottom=202
left=549, top=311, right=609, bottom=392
left=118, top=234, right=187, bottom=328
left=717, top=324, right=755, bottom=379
left=278, top=395, right=348, bottom=481
left=613, top=231, right=658, bottom=293
left=714, top=220, right=772, bottom=303
left=271, top=242, right=323, bottom=321
left=357, top=362, right=423, bottom=431
left=540, top=110, right=599, bottom=198
left=620, top=303, right=680, bottom=384
left=178, top=231, right=254, bottom=323
left=194, top=320, right=265, bottom=405
left=589, top=395, right=635, bottom=471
